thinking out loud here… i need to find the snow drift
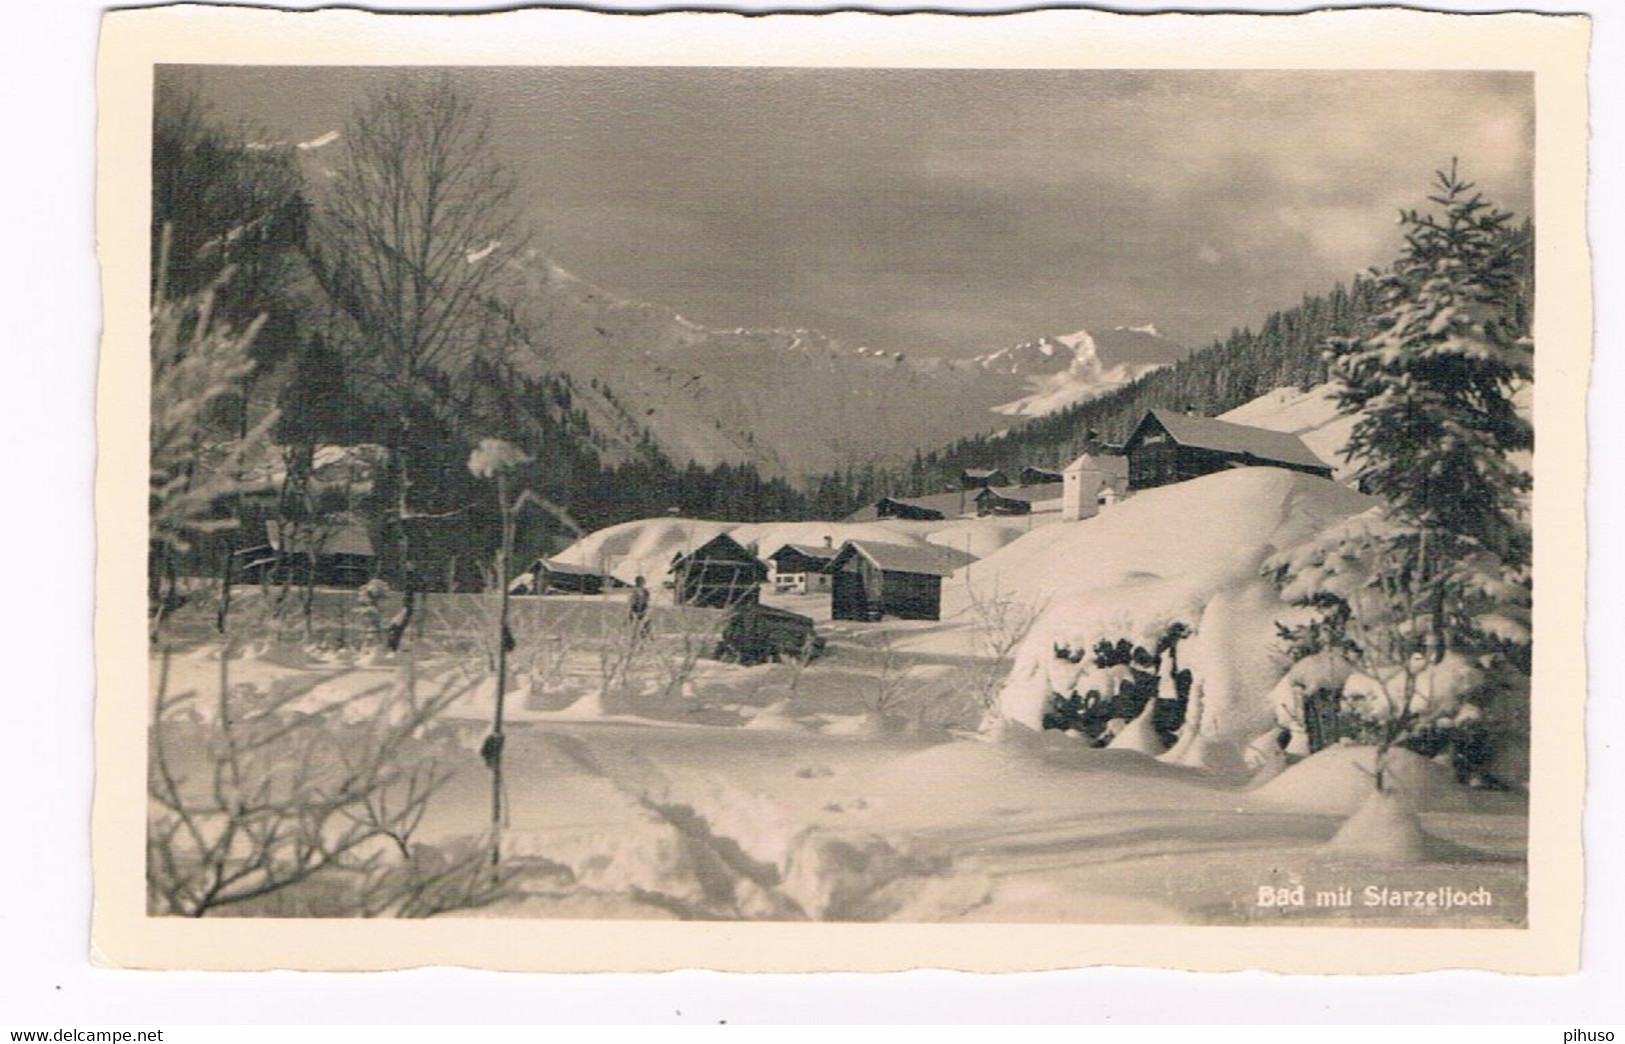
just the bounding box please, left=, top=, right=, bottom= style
left=1252, top=744, right=1473, bottom=814
left=978, top=468, right=1374, bottom=747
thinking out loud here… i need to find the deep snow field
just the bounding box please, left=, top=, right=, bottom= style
left=150, top=392, right=1533, bottom=924
left=150, top=480, right=1528, bottom=926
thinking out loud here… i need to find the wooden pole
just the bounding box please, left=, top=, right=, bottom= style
left=490, top=471, right=513, bottom=867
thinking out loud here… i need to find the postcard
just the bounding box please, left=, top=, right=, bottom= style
left=94, top=5, right=1591, bottom=973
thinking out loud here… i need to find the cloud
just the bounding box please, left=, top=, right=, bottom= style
left=184, top=66, right=1534, bottom=352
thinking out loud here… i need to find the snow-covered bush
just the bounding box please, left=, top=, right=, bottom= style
left=149, top=229, right=278, bottom=631
left=993, top=468, right=1374, bottom=750
left=1263, top=505, right=1524, bottom=787
left=147, top=645, right=507, bottom=917
left=1041, top=626, right=1191, bottom=747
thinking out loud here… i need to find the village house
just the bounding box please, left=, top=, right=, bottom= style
left=843, top=490, right=969, bottom=523
left=1123, top=408, right=1333, bottom=491
left=828, top=539, right=976, bottom=622
left=960, top=468, right=1009, bottom=490
left=669, top=532, right=768, bottom=608
left=975, top=488, right=1032, bottom=516
left=1061, top=452, right=1131, bottom=521
left=973, top=482, right=1066, bottom=518
left=511, top=556, right=614, bottom=595
left=1018, top=465, right=1065, bottom=486
left=766, top=538, right=837, bottom=595
left=244, top=517, right=376, bottom=587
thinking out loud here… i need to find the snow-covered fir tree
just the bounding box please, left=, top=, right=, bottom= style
left=1266, top=163, right=1533, bottom=795
left=1329, top=160, right=1533, bottom=568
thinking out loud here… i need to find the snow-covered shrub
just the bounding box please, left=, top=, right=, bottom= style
left=1041, top=625, right=1191, bottom=747
left=149, top=229, right=278, bottom=631
left=1263, top=505, right=1523, bottom=787
left=994, top=468, right=1374, bottom=747
left=147, top=645, right=507, bottom=917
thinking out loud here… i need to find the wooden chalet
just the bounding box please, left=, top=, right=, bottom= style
left=1018, top=466, right=1065, bottom=486
left=972, top=482, right=1067, bottom=518
left=960, top=468, right=1009, bottom=490
left=1124, top=409, right=1333, bottom=491
left=766, top=540, right=836, bottom=594
left=844, top=491, right=967, bottom=523
left=245, top=518, right=376, bottom=587
left=514, top=557, right=612, bottom=595
left=669, top=533, right=767, bottom=608
left=828, top=539, right=976, bottom=622
left=974, top=487, right=1032, bottom=516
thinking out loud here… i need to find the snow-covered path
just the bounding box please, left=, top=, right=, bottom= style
left=409, top=720, right=1526, bottom=925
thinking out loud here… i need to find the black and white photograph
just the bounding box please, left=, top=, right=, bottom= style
left=137, top=58, right=1545, bottom=927
left=79, top=5, right=1594, bottom=980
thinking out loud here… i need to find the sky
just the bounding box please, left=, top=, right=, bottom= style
left=172, top=65, right=1534, bottom=354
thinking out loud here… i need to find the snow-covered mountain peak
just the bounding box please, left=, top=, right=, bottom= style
left=988, top=323, right=1188, bottom=418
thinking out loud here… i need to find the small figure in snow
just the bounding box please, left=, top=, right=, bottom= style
left=628, top=575, right=652, bottom=638
left=356, top=576, right=389, bottom=647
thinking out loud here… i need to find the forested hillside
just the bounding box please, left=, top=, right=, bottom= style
left=152, top=82, right=824, bottom=588
left=809, top=223, right=1531, bottom=511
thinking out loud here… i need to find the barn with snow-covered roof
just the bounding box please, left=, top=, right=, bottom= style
left=669, top=532, right=767, bottom=608
left=1123, top=409, right=1333, bottom=491
left=827, top=539, right=976, bottom=622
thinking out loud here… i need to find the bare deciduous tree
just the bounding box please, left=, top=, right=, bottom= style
left=316, top=74, right=527, bottom=569
left=961, top=577, right=1047, bottom=730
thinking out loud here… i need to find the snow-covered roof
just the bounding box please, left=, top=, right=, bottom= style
left=975, top=483, right=1069, bottom=506
left=264, top=518, right=373, bottom=557
left=845, top=491, right=968, bottom=522
left=670, top=532, right=763, bottom=567
left=831, top=539, right=976, bottom=577
left=1018, top=466, right=1064, bottom=482
left=1135, top=409, right=1331, bottom=471
left=534, top=557, right=600, bottom=578
left=769, top=542, right=836, bottom=564
left=1063, top=452, right=1130, bottom=478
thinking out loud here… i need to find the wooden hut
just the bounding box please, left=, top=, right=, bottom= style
left=669, top=533, right=767, bottom=608
left=960, top=468, right=1008, bottom=490
left=1124, top=409, right=1333, bottom=491
left=844, top=491, right=966, bottom=523
left=1018, top=466, right=1064, bottom=486
left=252, top=518, right=376, bottom=587
left=513, top=557, right=610, bottom=595
left=974, top=487, right=1033, bottom=517
left=828, top=540, right=974, bottom=622
left=714, top=603, right=825, bottom=666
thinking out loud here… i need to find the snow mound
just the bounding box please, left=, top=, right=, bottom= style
left=988, top=468, right=1373, bottom=742
left=1252, top=745, right=1473, bottom=814
left=1107, top=697, right=1166, bottom=755
left=1219, top=379, right=1531, bottom=487
left=1322, top=788, right=1429, bottom=863
left=551, top=518, right=735, bottom=585
left=922, top=518, right=1036, bottom=559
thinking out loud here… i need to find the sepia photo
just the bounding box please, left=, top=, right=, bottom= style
left=93, top=6, right=1592, bottom=972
